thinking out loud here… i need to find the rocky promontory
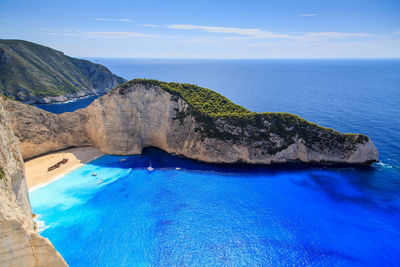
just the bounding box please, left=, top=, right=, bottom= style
left=0, top=39, right=126, bottom=104
left=4, top=79, right=378, bottom=164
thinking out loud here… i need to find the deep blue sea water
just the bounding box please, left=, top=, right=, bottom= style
left=31, top=59, right=400, bottom=266
left=34, top=95, right=101, bottom=113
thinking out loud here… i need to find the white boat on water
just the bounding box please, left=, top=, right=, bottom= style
left=147, top=161, right=154, bottom=171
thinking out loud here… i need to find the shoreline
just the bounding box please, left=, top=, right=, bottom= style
left=20, top=93, right=103, bottom=106
left=25, top=147, right=104, bottom=192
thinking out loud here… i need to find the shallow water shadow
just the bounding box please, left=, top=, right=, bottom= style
left=291, top=172, right=400, bottom=214
left=89, top=147, right=377, bottom=176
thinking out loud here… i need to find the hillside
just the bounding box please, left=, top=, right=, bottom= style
left=0, top=39, right=125, bottom=103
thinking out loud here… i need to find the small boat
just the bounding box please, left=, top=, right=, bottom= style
left=47, top=165, right=58, bottom=172
left=48, top=158, right=69, bottom=171
left=92, top=173, right=97, bottom=176
left=147, top=161, right=154, bottom=171
left=119, top=158, right=127, bottom=162
left=98, top=179, right=103, bottom=184
left=176, top=167, right=181, bottom=170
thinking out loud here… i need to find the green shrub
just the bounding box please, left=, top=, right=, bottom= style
left=0, top=167, right=5, bottom=181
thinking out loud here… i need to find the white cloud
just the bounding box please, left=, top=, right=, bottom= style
left=62, top=33, right=81, bottom=36
left=85, top=31, right=155, bottom=39
left=394, top=30, right=400, bottom=34
left=93, top=18, right=132, bottom=22
left=0, top=18, right=36, bottom=22
left=303, top=32, right=372, bottom=38
left=138, top=24, right=159, bottom=28
left=167, top=24, right=296, bottom=39
left=299, top=13, right=319, bottom=17
left=166, top=24, right=372, bottom=40
left=249, top=41, right=365, bottom=47
left=173, top=37, right=219, bottom=43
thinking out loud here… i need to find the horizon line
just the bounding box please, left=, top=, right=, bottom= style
left=80, top=56, right=400, bottom=60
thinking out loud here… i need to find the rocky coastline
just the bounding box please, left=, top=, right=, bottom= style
left=0, top=39, right=126, bottom=105
left=0, top=79, right=379, bottom=266
left=4, top=79, right=379, bottom=164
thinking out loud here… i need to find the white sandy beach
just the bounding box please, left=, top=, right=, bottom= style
left=25, top=147, right=104, bottom=191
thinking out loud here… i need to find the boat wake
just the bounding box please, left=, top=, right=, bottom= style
left=372, top=161, right=399, bottom=171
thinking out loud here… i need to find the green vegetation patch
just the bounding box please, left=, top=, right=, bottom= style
left=113, top=78, right=251, bottom=117
left=0, top=167, right=5, bottom=181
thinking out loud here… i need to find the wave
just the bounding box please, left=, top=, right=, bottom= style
left=35, top=219, right=50, bottom=233
left=372, top=161, right=400, bottom=171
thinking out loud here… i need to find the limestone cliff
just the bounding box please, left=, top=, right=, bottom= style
left=5, top=98, right=91, bottom=159
left=0, top=97, right=67, bottom=266
left=4, top=80, right=378, bottom=164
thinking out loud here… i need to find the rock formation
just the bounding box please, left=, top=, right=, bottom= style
left=0, top=97, right=67, bottom=266
left=0, top=39, right=126, bottom=104
left=3, top=80, right=379, bottom=164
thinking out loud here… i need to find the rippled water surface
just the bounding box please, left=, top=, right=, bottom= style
left=32, top=59, right=400, bottom=266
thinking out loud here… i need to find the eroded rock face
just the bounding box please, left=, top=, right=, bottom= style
left=0, top=97, right=67, bottom=266
left=4, top=99, right=92, bottom=159
left=3, top=82, right=379, bottom=164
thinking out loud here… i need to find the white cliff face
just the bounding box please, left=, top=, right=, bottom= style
left=0, top=97, right=67, bottom=266
left=4, top=82, right=378, bottom=164
left=5, top=99, right=92, bottom=159
left=84, top=84, right=173, bottom=155
left=82, top=83, right=378, bottom=165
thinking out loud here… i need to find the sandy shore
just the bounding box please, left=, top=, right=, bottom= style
left=25, top=147, right=104, bottom=191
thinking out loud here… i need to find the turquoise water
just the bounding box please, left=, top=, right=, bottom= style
left=30, top=149, right=400, bottom=266
left=31, top=59, right=400, bottom=265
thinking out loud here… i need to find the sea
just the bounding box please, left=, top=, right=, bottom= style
left=31, top=59, right=400, bottom=266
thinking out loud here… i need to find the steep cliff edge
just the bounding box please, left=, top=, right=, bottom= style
left=0, top=39, right=126, bottom=104
left=0, top=97, right=67, bottom=266
left=4, top=79, right=378, bottom=164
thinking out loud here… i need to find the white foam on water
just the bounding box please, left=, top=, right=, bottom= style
left=373, top=161, right=394, bottom=169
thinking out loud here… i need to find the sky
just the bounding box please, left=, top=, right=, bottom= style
left=0, top=0, right=399, bottom=58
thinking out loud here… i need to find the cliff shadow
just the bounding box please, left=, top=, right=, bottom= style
left=87, top=146, right=376, bottom=176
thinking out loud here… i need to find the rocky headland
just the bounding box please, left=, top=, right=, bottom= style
left=4, top=79, right=379, bottom=164
left=0, top=39, right=126, bottom=104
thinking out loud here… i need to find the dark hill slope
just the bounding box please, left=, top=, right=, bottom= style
left=0, top=39, right=125, bottom=103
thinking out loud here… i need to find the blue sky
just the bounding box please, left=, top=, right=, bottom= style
left=0, top=0, right=399, bottom=58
